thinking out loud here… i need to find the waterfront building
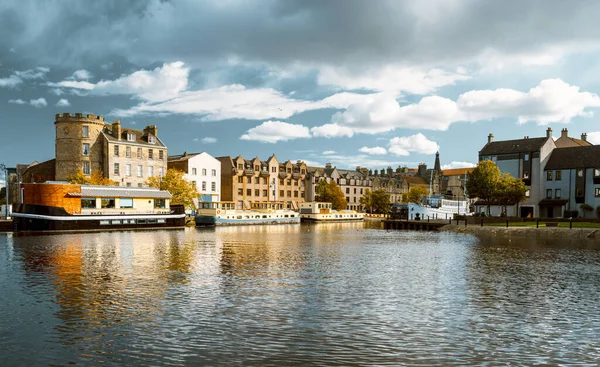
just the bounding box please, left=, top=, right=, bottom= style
left=217, top=154, right=307, bottom=210
left=441, top=168, right=473, bottom=198
left=168, top=152, right=221, bottom=202
left=305, top=164, right=370, bottom=212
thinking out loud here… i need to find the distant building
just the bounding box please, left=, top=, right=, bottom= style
left=168, top=152, right=221, bottom=202
left=306, top=164, right=370, bottom=211
left=442, top=167, right=474, bottom=198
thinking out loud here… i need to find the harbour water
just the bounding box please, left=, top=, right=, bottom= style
left=1, top=223, right=599, bottom=366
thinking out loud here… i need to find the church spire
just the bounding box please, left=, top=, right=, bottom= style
left=434, top=151, right=441, bottom=172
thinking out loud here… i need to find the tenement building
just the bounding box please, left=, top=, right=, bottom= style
left=218, top=155, right=307, bottom=209
left=305, top=164, right=371, bottom=211
left=168, top=152, right=221, bottom=202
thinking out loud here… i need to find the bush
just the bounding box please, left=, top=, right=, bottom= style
left=479, top=212, right=486, bottom=217
left=500, top=211, right=507, bottom=217
left=563, top=210, right=578, bottom=219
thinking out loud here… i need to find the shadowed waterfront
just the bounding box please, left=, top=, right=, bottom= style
left=1, top=223, right=599, bottom=366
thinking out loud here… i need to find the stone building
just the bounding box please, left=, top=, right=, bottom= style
left=54, top=113, right=167, bottom=187
left=305, top=164, right=371, bottom=211
left=218, top=154, right=307, bottom=209
left=168, top=152, right=221, bottom=202
left=441, top=168, right=473, bottom=198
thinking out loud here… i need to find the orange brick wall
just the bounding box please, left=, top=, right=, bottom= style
left=22, top=183, right=82, bottom=214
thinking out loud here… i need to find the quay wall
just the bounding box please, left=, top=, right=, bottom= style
left=441, top=224, right=600, bottom=240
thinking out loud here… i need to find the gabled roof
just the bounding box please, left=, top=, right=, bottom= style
left=554, top=136, right=593, bottom=148
left=545, top=146, right=600, bottom=170
left=479, top=137, right=550, bottom=156
left=404, top=176, right=428, bottom=185
left=103, top=127, right=166, bottom=147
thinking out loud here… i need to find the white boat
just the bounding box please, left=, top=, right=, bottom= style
left=195, top=201, right=300, bottom=226
left=299, top=202, right=365, bottom=222
left=407, top=196, right=470, bottom=220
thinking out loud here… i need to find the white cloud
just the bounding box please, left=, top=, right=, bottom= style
left=14, top=67, right=50, bottom=80
left=311, top=123, right=354, bottom=138
left=71, top=69, right=92, bottom=80
left=317, top=154, right=400, bottom=169
left=322, top=150, right=336, bottom=155
left=586, top=132, right=600, bottom=145
left=240, top=121, right=311, bottom=143
left=51, top=88, right=64, bottom=96
left=359, top=146, right=387, bottom=155
left=0, top=75, right=22, bottom=88
left=318, top=65, right=470, bottom=94
left=8, top=99, right=26, bottom=104
left=30, top=98, right=47, bottom=108
left=388, top=133, right=438, bottom=156
left=201, top=137, right=217, bottom=144
left=56, top=98, right=70, bottom=107
left=441, top=161, right=476, bottom=170
left=50, top=62, right=189, bottom=102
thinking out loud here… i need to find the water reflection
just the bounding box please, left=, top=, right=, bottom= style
left=1, top=226, right=599, bottom=366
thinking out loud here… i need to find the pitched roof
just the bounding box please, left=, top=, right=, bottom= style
left=442, top=168, right=474, bottom=176
left=404, top=176, right=428, bottom=185
left=554, top=136, right=593, bottom=148
left=479, top=137, right=550, bottom=155
left=545, top=145, right=600, bottom=170
left=168, top=152, right=202, bottom=162
left=103, top=127, right=166, bottom=147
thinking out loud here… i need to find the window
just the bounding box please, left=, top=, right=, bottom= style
left=202, top=181, right=207, bottom=191
left=556, top=170, right=562, bottom=180
left=127, top=133, right=136, bottom=142
left=255, top=177, right=259, bottom=184
left=238, top=164, right=244, bottom=170
left=524, top=153, right=530, bottom=161
left=120, top=198, right=133, bottom=208
left=126, top=146, right=131, bottom=158
left=126, top=183, right=131, bottom=187
left=148, top=166, right=154, bottom=177
left=137, top=148, right=142, bottom=159
left=546, top=189, right=552, bottom=199
left=212, top=169, right=216, bottom=176
left=148, top=136, right=156, bottom=144
left=546, top=171, right=552, bottom=181
left=354, top=188, right=357, bottom=194
left=192, top=168, right=197, bottom=175
left=271, top=167, right=277, bottom=173
left=555, top=189, right=561, bottom=198
left=82, top=161, right=91, bottom=175
left=346, top=188, right=350, bottom=194
left=159, top=150, right=164, bottom=160
left=246, top=189, right=252, bottom=196
left=154, top=199, right=166, bottom=208
left=263, top=190, right=268, bottom=196
left=287, top=190, right=291, bottom=197
left=114, top=163, right=120, bottom=176
left=159, top=167, right=164, bottom=177
left=262, top=177, right=267, bottom=184
left=596, top=188, right=600, bottom=197
left=126, top=164, right=131, bottom=176
left=294, top=180, right=298, bottom=186
left=523, top=172, right=529, bottom=179
left=202, top=168, right=207, bottom=176
left=114, top=145, right=119, bottom=157
left=238, top=176, right=244, bottom=183
left=191, top=181, right=196, bottom=187
left=211, top=182, right=216, bottom=191
left=577, top=188, right=584, bottom=197
left=578, top=169, right=584, bottom=177
left=280, top=179, right=284, bottom=185
left=81, top=198, right=96, bottom=209
left=138, top=183, right=143, bottom=188
left=148, top=149, right=153, bottom=160
left=82, top=143, right=90, bottom=156
left=595, top=169, right=600, bottom=177
left=287, top=179, right=291, bottom=185
left=294, top=191, right=298, bottom=197
left=82, top=125, right=89, bottom=137
left=346, top=197, right=350, bottom=202
left=137, top=165, right=143, bottom=177
left=101, top=198, right=115, bottom=208
left=238, top=188, right=243, bottom=195
left=255, top=189, right=260, bottom=196
left=525, top=190, right=530, bottom=197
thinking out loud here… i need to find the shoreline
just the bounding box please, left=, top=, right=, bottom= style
left=440, top=224, right=600, bottom=239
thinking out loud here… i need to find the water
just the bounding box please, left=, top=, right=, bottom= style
left=1, top=223, right=599, bottom=366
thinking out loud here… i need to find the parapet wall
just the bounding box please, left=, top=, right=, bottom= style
left=55, top=113, right=106, bottom=125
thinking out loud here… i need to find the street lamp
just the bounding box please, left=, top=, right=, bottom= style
left=0, top=164, right=8, bottom=219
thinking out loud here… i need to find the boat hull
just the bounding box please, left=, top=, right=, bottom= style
left=195, top=215, right=300, bottom=226
left=12, top=212, right=186, bottom=231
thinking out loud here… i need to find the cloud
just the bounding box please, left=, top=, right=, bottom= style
left=322, top=150, right=336, bottom=155
left=56, top=98, right=70, bottom=107
left=71, top=69, right=92, bottom=80
left=388, top=133, right=438, bottom=156
left=359, top=146, right=387, bottom=155
left=50, top=88, right=64, bottom=96
left=240, top=120, right=311, bottom=143
left=441, top=161, right=477, bottom=170
left=586, top=132, right=600, bottom=145
left=8, top=99, right=26, bottom=104
left=14, top=67, right=50, bottom=80
left=311, top=123, right=354, bottom=138
left=317, top=153, right=400, bottom=169
left=49, top=62, right=189, bottom=102
left=0, top=75, right=22, bottom=88
left=201, top=137, right=217, bottom=144
left=30, top=98, right=47, bottom=108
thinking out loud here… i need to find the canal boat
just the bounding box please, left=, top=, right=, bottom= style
left=12, top=183, right=186, bottom=231
left=195, top=201, right=300, bottom=226
left=299, top=202, right=365, bottom=222
left=406, top=195, right=470, bottom=220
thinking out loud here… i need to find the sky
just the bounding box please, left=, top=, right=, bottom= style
left=2, top=0, right=600, bottom=179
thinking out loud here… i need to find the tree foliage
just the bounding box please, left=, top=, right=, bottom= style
left=405, top=186, right=429, bottom=204
left=66, top=169, right=118, bottom=186
left=360, top=188, right=391, bottom=214
left=495, top=173, right=527, bottom=214
left=147, top=169, right=199, bottom=209
left=466, top=160, right=502, bottom=215
left=315, top=179, right=347, bottom=210
left=580, top=203, right=594, bottom=218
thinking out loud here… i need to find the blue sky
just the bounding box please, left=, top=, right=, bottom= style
left=2, top=0, right=600, bottom=179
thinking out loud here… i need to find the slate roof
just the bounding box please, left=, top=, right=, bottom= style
left=545, top=146, right=600, bottom=170
left=168, top=152, right=202, bottom=162
left=103, top=127, right=166, bottom=147
left=479, top=137, right=550, bottom=155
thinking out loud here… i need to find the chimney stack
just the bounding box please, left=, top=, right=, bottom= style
left=582, top=133, right=588, bottom=141
left=561, top=128, right=568, bottom=138
left=325, top=163, right=332, bottom=169
left=488, top=133, right=494, bottom=144
left=112, top=120, right=121, bottom=139
left=546, top=127, right=552, bottom=138
left=144, top=125, right=158, bottom=137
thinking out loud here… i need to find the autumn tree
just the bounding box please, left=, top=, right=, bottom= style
left=495, top=173, right=527, bottom=215
left=405, top=186, right=429, bottom=204
left=466, top=160, right=501, bottom=216
left=147, top=169, right=199, bottom=209
left=315, top=179, right=347, bottom=210
left=360, top=188, right=391, bottom=214
left=66, top=169, right=117, bottom=186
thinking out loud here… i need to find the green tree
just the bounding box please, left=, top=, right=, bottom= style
left=580, top=203, right=593, bottom=218
left=360, top=188, right=391, bottom=214
left=495, top=173, right=527, bottom=215
left=66, top=169, right=117, bottom=186
left=405, top=186, right=429, bottom=204
left=147, top=169, right=199, bottom=209
left=466, top=160, right=502, bottom=216
left=315, top=179, right=347, bottom=210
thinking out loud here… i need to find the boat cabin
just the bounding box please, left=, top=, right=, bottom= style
left=300, top=202, right=332, bottom=214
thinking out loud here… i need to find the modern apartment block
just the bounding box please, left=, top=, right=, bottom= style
left=168, top=152, right=221, bottom=202
left=217, top=155, right=307, bottom=209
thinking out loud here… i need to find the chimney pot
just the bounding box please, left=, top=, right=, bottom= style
left=561, top=128, right=568, bottom=138
left=582, top=133, right=588, bottom=141
left=546, top=127, right=552, bottom=138
left=488, top=133, right=494, bottom=144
